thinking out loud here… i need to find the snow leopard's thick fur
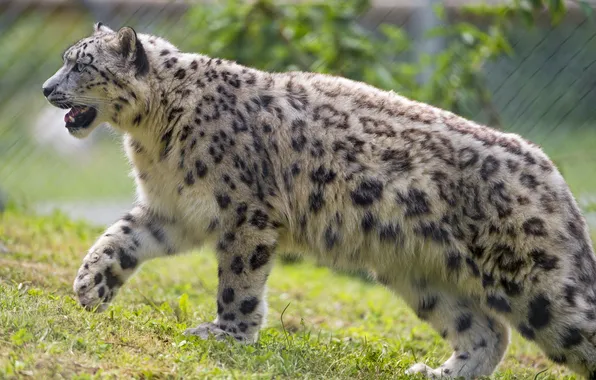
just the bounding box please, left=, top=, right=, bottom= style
left=42, top=23, right=596, bottom=379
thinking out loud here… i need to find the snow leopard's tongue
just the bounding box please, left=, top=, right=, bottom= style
left=64, top=106, right=89, bottom=123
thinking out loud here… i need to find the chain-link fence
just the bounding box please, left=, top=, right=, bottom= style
left=0, top=0, right=595, bottom=227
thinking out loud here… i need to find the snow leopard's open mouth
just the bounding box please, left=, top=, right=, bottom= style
left=64, top=105, right=97, bottom=130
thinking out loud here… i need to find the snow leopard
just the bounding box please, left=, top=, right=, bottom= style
left=42, top=23, right=596, bottom=379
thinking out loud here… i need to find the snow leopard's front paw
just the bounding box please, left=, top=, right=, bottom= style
left=184, top=322, right=256, bottom=344
left=73, top=246, right=126, bottom=312
left=406, top=363, right=453, bottom=379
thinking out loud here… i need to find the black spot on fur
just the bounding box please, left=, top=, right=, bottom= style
left=381, top=148, right=412, bottom=173
left=250, top=245, right=271, bottom=270
left=250, top=210, right=269, bottom=229
left=309, top=190, right=325, bottom=213
left=563, top=285, right=577, bottom=306
left=456, top=313, right=473, bottom=332
left=240, top=297, right=259, bottom=314
left=324, top=225, right=340, bottom=249
left=121, top=225, right=131, bottom=234
left=222, top=313, right=236, bottom=321
left=520, top=173, right=539, bottom=189
left=415, top=222, right=450, bottom=244
left=208, top=219, right=220, bottom=233
left=361, top=211, right=376, bottom=233
left=417, top=295, right=438, bottom=319
left=473, top=338, right=487, bottom=350
left=222, top=288, right=235, bottom=304
left=506, top=159, right=519, bottom=172
left=493, top=244, right=525, bottom=273
left=524, top=152, right=537, bottom=165
left=103, top=247, right=115, bottom=257
left=528, top=294, right=551, bottom=329
left=104, top=267, right=122, bottom=288
left=94, top=272, right=103, bottom=285
left=458, top=147, right=479, bottom=169
left=147, top=221, right=165, bottom=244
left=291, top=135, right=307, bottom=152
left=97, top=286, right=105, bottom=298
left=548, top=354, right=566, bottom=364
left=351, top=178, right=383, bottom=206
left=523, top=217, right=547, bottom=236
left=310, top=166, right=336, bottom=185
left=378, top=223, right=400, bottom=242
left=530, top=249, right=559, bottom=271
left=487, top=295, right=511, bottom=313
left=446, top=251, right=462, bottom=272
left=174, top=68, right=186, bottom=80
left=216, top=194, right=231, bottom=209
left=568, top=220, right=584, bottom=239
left=465, top=257, right=481, bottom=277
left=238, top=322, right=248, bottom=333
left=432, top=172, right=458, bottom=206
left=235, top=203, right=248, bottom=227
left=118, top=248, right=137, bottom=270
left=184, top=171, right=195, bottom=186
left=518, top=323, right=535, bottom=340
left=500, top=278, right=522, bottom=297
left=480, top=155, right=499, bottom=181
left=231, top=256, right=244, bottom=274
left=160, top=128, right=174, bottom=160
left=561, top=327, right=583, bottom=348
left=397, top=188, right=430, bottom=217
left=488, top=181, right=513, bottom=219
left=195, top=160, right=208, bottom=178
left=482, top=273, right=495, bottom=288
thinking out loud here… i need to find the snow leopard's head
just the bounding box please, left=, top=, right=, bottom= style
left=42, top=23, right=151, bottom=138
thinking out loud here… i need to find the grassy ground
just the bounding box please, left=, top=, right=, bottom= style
left=0, top=208, right=588, bottom=379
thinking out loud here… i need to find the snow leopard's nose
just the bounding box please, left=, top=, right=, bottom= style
left=42, top=85, right=55, bottom=98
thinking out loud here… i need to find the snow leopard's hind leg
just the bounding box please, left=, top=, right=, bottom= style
left=486, top=238, right=596, bottom=379
left=384, top=277, right=510, bottom=379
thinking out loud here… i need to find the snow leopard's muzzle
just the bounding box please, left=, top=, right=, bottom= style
left=42, top=83, right=98, bottom=135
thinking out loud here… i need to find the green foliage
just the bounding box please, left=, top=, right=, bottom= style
left=463, top=0, right=581, bottom=26
left=184, top=0, right=413, bottom=86
left=514, top=0, right=568, bottom=25
left=183, top=0, right=582, bottom=125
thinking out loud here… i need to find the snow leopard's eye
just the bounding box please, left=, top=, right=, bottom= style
left=73, top=62, right=87, bottom=73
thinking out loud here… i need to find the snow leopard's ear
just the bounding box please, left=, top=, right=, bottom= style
left=93, top=22, right=114, bottom=34
left=113, top=26, right=150, bottom=77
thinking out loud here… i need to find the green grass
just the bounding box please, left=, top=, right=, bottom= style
left=0, top=208, right=588, bottom=379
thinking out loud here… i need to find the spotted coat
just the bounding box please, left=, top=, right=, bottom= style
left=42, top=23, right=596, bottom=380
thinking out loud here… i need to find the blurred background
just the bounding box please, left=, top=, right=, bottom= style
left=0, top=0, right=595, bottom=229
